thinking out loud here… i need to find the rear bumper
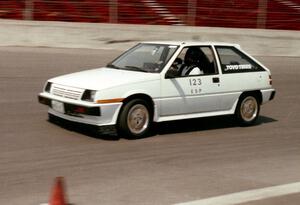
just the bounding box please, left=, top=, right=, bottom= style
left=269, top=90, right=276, bottom=101
left=261, top=88, right=276, bottom=104
left=38, top=93, right=122, bottom=126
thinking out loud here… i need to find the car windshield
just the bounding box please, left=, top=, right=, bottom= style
left=107, top=43, right=179, bottom=73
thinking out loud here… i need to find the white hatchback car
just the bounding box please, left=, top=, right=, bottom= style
left=39, top=42, right=275, bottom=138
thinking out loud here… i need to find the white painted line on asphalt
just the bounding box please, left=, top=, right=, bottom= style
left=175, top=182, right=300, bottom=205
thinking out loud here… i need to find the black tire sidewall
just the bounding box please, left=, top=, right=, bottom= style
left=235, top=94, right=260, bottom=126
left=117, top=99, right=153, bottom=139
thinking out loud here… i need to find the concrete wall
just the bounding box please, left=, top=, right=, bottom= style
left=1, top=19, right=299, bottom=56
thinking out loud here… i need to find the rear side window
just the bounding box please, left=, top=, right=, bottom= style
left=216, top=46, right=265, bottom=74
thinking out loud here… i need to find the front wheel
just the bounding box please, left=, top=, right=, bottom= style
left=235, top=95, right=260, bottom=126
left=117, top=99, right=152, bottom=139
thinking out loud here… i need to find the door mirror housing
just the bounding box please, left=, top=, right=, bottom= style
left=165, top=58, right=182, bottom=79
left=165, top=68, right=179, bottom=79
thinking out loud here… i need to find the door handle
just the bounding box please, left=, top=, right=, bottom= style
left=212, top=77, right=220, bottom=83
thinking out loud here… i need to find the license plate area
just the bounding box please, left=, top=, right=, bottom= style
left=51, top=100, right=65, bottom=113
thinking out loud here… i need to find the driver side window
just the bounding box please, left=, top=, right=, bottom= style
left=167, top=46, right=217, bottom=78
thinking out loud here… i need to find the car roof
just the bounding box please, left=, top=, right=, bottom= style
left=142, top=41, right=241, bottom=48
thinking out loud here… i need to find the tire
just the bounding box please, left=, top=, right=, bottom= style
left=48, top=113, right=59, bottom=124
left=235, top=94, right=260, bottom=126
left=117, top=99, right=153, bottom=139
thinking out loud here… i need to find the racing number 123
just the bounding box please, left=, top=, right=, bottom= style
left=189, top=78, right=201, bottom=86
left=189, top=78, right=202, bottom=94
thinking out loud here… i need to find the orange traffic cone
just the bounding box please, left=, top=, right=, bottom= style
left=49, top=177, right=68, bottom=205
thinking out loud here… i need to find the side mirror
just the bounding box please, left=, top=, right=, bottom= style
left=165, top=58, right=182, bottom=79
left=173, top=57, right=182, bottom=66
left=165, top=69, right=178, bottom=79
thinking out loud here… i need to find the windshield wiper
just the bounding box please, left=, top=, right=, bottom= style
left=107, top=63, right=121, bottom=69
left=125, top=66, right=148, bottom=72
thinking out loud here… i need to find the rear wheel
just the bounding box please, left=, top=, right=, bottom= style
left=117, top=99, right=152, bottom=139
left=235, top=94, right=260, bottom=126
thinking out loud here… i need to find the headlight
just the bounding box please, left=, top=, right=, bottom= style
left=81, top=90, right=96, bottom=102
left=44, top=82, right=52, bottom=93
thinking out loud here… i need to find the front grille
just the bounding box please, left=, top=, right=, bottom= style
left=51, top=84, right=84, bottom=100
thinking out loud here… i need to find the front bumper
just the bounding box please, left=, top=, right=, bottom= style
left=38, top=95, right=101, bottom=116
left=38, top=93, right=122, bottom=126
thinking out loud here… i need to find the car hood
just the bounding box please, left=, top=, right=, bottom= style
left=49, top=67, right=160, bottom=90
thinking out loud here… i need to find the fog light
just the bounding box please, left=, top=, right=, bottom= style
left=74, top=106, right=86, bottom=114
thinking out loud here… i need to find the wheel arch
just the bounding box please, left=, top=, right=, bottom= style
left=239, top=90, right=263, bottom=105
left=116, top=93, right=155, bottom=138
left=235, top=90, right=262, bottom=125
left=119, top=93, right=155, bottom=121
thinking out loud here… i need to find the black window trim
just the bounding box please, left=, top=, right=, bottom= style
left=215, top=45, right=266, bottom=74
left=165, top=45, right=219, bottom=79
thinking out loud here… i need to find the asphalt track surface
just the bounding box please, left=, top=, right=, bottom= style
left=0, top=47, right=299, bottom=205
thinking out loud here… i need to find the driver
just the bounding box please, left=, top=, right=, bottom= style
left=180, top=47, right=204, bottom=76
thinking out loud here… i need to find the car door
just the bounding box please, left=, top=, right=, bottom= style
left=160, top=46, right=222, bottom=117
